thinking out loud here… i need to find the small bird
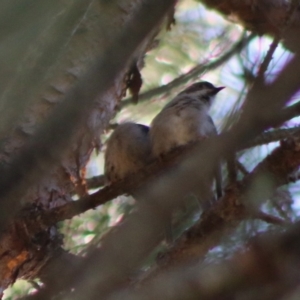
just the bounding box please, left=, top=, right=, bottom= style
left=104, top=122, right=174, bottom=242
left=104, top=122, right=151, bottom=184
left=150, top=81, right=224, bottom=204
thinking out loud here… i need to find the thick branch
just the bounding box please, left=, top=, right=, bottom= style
left=27, top=136, right=300, bottom=298
left=22, top=144, right=197, bottom=233
left=275, top=100, right=300, bottom=125
left=128, top=138, right=300, bottom=285
left=257, top=35, right=281, bottom=79
left=108, top=220, right=300, bottom=300
left=243, top=126, right=300, bottom=149
left=84, top=126, right=300, bottom=191
left=86, top=174, right=105, bottom=190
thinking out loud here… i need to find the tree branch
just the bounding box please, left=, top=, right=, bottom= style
left=274, top=100, right=300, bottom=125
left=143, top=137, right=300, bottom=273
left=243, top=126, right=300, bottom=149
left=120, top=33, right=255, bottom=108
left=21, top=136, right=300, bottom=299
left=22, top=124, right=300, bottom=235
left=108, top=220, right=300, bottom=300
left=86, top=174, right=106, bottom=190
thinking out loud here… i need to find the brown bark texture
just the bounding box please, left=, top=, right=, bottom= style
left=200, top=0, right=300, bottom=51
left=0, top=0, right=169, bottom=292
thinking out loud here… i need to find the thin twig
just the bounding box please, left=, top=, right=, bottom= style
left=270, top=188, right=293, bottom=221
left=236, top=160, right=249, bottom=176
left=254, top=211, right=288, bottom=225
left=120, top=33, right=255, bottom=108
left=86, top=175, right=106, bottom=190
left=243, top=126, right=300, bottom=149
left=257, top=36, right=280, bottom=80
left=275, top=100, right=300, bottom=125
left=226, top=154, right=237, bottom=183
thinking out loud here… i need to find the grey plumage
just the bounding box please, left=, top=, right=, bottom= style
left=105, top=122, right=151, bottom=184
left=103, top=82, right=223, bottom=242
left=150, top=81, right=223, bottom=204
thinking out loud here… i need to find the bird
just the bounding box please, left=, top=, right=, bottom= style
left=104, top=122, right=175, bottom=242
left=104, top=122, right=151, bottom=185
left=150, top=81, right=224, bottom=206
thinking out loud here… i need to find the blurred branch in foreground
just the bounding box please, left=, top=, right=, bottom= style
left=108, top=219, right=300, bottom=300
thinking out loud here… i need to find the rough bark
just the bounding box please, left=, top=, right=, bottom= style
left=199, top=0, right=300, bottom=51
left=0, top=0, right=170, bottom=291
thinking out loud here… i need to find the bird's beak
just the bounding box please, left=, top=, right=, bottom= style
left=210, top=86, right=225, bottom=95
left=214, top=86, right=225, bottom=93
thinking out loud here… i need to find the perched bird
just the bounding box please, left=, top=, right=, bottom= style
left=104, top=122, right=173, bottom=242
left=150, top=81, right=224, bottom=204
left=104, top=122, right=151, bottom=225
left=104, top=122, right=151, bottom=184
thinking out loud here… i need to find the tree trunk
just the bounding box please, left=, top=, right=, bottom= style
left=0, top=0, right=168, bottom=291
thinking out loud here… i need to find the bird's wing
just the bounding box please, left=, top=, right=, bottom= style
left=207, top=116, right=222, bottom=198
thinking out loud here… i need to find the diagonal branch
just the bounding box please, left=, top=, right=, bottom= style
left=134, top=137, right=300, bottom=283
left=243, top=125, right=300, bottom=149
left=23, top=124, right=300, bottom=235
left=257, top=35, right=281, bottom=79
left=120, top=33, right=255, bottom=108
left=108, top=219, right=300, bottom=300
left=85, top=125, right=300, bottom=191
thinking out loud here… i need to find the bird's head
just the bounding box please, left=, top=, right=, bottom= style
left=179, top=81, right=225, bottom=107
